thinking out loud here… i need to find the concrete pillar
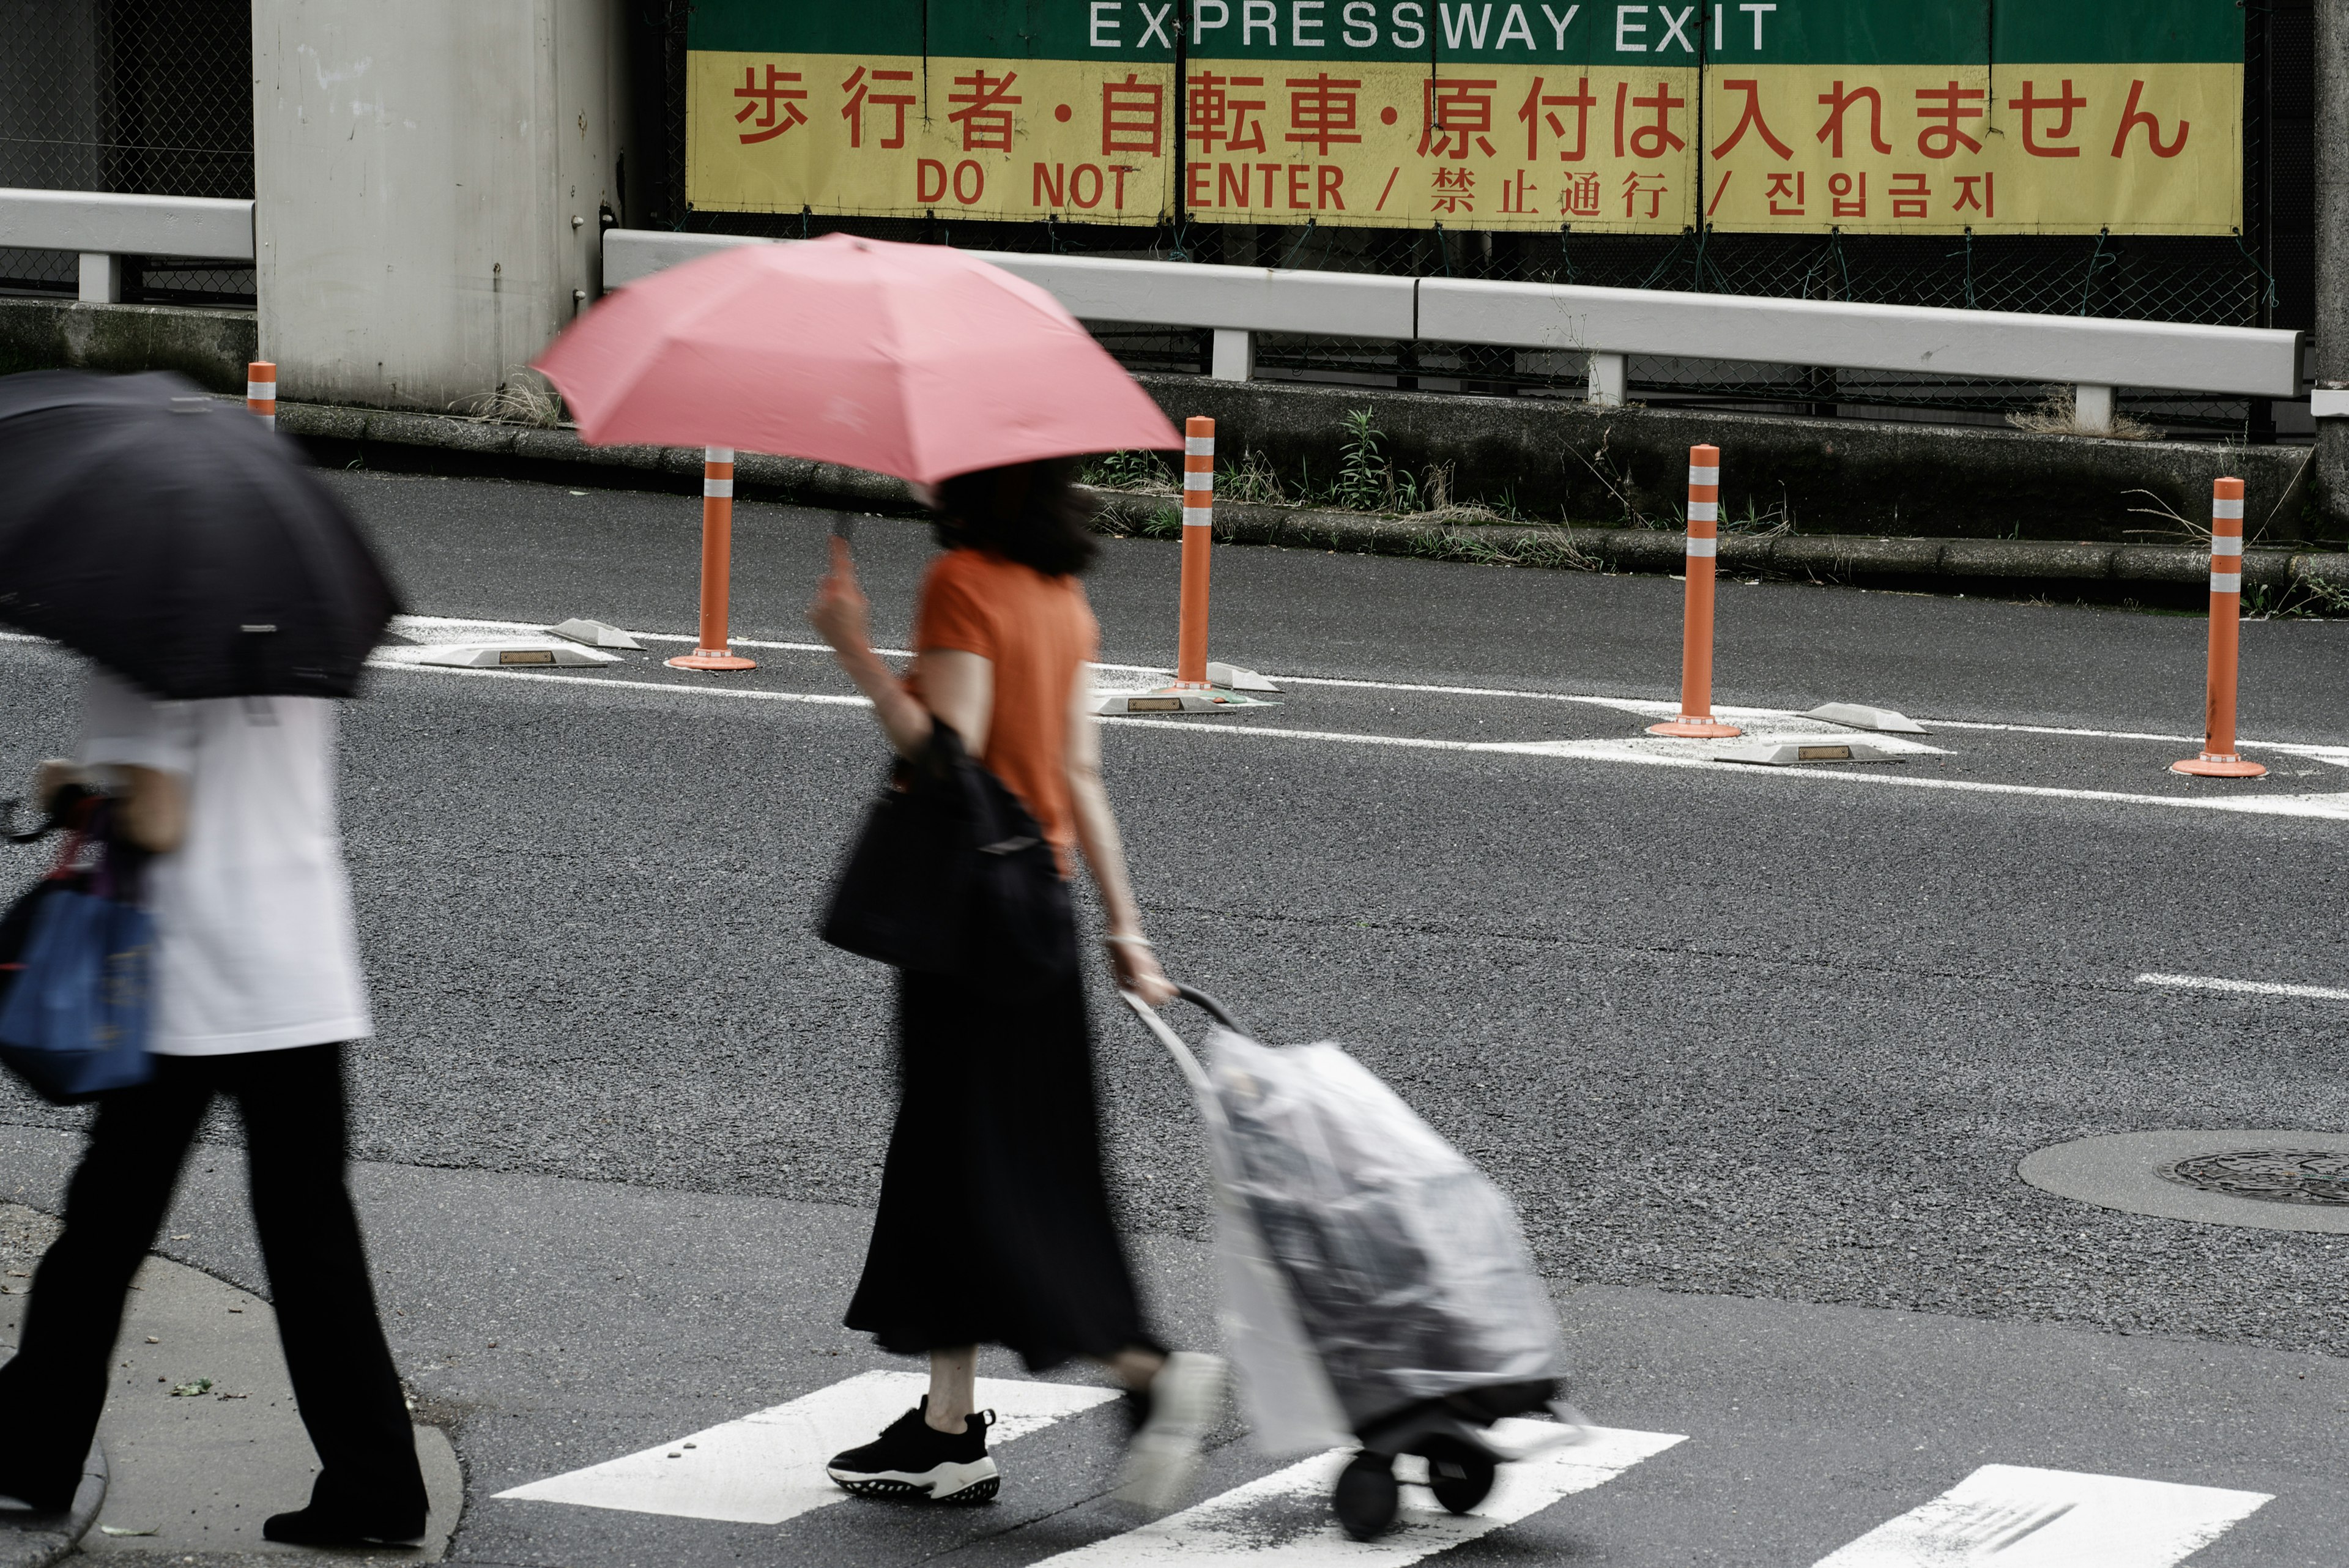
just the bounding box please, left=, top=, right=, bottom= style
left=2317, top=0, right=2349, bottom=529
left=251, top=1, right=631, bottom=411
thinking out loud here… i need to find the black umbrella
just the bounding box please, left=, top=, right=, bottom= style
left=0, top=369, right=401, bottom=699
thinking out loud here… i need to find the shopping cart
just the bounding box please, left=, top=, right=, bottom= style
left=1122, top=985, right=1582, bottom=1540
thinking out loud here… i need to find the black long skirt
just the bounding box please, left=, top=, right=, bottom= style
left=844, top=963, right=1154, bottom=1371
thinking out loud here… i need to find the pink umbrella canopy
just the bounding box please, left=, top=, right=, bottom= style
left=535, top=234, right=1179, bottom=485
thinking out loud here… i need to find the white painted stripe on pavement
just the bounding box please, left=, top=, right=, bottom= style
left=376, top=620, right=2349, bottom=760
left=492, top=1370, right=1117, bottom=1525
left=362, top=659, right=2349, bottom=820
left=2137, top=972, right=2349, bottom=1002
left=1032, top=1422, right=1683, bottom=1566
left=1812, top=1463, right=2267, bottom=1567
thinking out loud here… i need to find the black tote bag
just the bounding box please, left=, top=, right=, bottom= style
left=820, top=723, right=1075, bottom=981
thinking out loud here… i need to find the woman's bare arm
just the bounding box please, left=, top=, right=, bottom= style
left=1064, top=674, right=1174, bottom=1005
left=808, top=538, right=994, bottom=758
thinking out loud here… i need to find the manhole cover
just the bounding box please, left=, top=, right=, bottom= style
left=2162, top=1150, right=2349, bottom=1206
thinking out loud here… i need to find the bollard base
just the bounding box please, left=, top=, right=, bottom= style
left=1647, top=718, right=1743, bottom=738
left=667, top=650, right=759, bottom=672
left=2170, top=753, right=2267, bottom=778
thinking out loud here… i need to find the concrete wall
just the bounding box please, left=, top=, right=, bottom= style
left=1140, top=376, right=2324, bottom=544
left=250, top=0, right=629, bottom=411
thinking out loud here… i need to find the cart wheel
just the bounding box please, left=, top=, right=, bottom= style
left=1428, top=1454, right=1497, bottom=1515
left=1333, top=1452, right=1400, bottom=1541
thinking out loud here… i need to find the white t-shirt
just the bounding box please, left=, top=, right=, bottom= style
left=78, top=669, right=372, bottom=1056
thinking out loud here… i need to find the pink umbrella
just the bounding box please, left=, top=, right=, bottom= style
left=534, top=234, right=1178, bottom=672
left=535, top=233, right=1179, bottom=483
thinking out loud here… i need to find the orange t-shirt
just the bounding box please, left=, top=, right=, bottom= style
left=908, top=548, right=1099, bottom=867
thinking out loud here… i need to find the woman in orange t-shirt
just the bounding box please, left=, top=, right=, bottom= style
left=809, top=458, right=1223, bottom=1515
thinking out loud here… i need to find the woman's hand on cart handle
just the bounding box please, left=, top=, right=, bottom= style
left=1104, top=933, right=1175, bottom=1006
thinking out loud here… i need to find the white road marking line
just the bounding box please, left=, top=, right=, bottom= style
left=1812, top=1464, right=2268, bottom=1568
left=384, top=615, right=2349, bottom=759
left=491, top=1370, right=1117, bottom=1526
left=364, top=660, right=2349, bottom=820
left=2137, top=972, right=2349, bottom=1002
left=364, top=654, right=867, bottom=705
left=1031, top=1422, right=1683, bottom=1566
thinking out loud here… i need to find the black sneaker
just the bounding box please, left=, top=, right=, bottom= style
left=827, top=1399, right=999, bottom=1503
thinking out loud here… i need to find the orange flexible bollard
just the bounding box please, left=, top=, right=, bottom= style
left=2172, top=476, right=2263, bottom=778
left=667, top=445, right=757, bottom=672
left=245, top=361, right=276, bottom=429
left=1174, top=415, right=1215, bottom=689
left=1648, top=443, right=1742, bottom=739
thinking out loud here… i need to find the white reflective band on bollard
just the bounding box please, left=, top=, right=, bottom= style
left=1688, top=466, right=1719, bottom=485
left=1685, top=538, right=1718, bottom=558
left=2211, top=571, right=2242, bottom=593
left=2211, top=535, right=2244, bottom=556
left=2213, top=499, right=2244, bottom=519
left=1687, top=501, right=1718, bottom=522
left=705, top=446, right=734, bottom=464
left=246, top=381, right=273, bottom=401
left=703, top=478, right=734, bottom=498
left=1182, top=509, right=1212, bottom=528
left=1184, top=436, right=1214, bottom=456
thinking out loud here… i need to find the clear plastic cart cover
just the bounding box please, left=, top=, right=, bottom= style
left=1203, top=1027, right=1563, bottom=1436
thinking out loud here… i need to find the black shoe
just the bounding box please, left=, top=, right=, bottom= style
left=827, top=1398, right=999, bottom=1503
left=261, top=1505, right=427, bottom=1546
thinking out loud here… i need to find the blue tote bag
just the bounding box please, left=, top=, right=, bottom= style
left=0, top=804, right=154, bottom=1102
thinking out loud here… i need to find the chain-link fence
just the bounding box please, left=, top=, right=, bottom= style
left=0, top=0, right=256, bottom=305
left=644, top=1, right=2316, bottom=443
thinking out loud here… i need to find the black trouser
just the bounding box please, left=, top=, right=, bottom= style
left=0, top=1042, right=425, bottom=1519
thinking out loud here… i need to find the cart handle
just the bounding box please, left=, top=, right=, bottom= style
left=1118, top=985, right=1249, bottom=1101
left=1171, top=984, right=1246, bottom=1034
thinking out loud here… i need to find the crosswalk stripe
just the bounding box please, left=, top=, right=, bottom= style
left=491, top=1370, right=1119, bottom=1525
left=1811, top=1463, right=2271, bottom=1567
left=1029, top=1421, right=1685, bottom=1565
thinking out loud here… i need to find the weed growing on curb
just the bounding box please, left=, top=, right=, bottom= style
left=1337, top=409, right=1419, bottom=511
left=460, top=367, right=565, bottom=427
left=1568, top=428, right=1665, bottom=527
left=1082, top=449, right=1174, bottom=491
left=1219, top=449, right=1289, bottom=505
left=2007, top=390, right=2156, bottom=440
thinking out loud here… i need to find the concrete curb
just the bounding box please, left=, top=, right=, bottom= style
left=279, top=401, right=2349, bottom=604
left=0, top=1441, right=105, bottom=1568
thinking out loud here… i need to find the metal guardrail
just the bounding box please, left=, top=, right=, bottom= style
left=606, top=228, right=2303, bottom=431
left=0, top=187, right=255, bottom=304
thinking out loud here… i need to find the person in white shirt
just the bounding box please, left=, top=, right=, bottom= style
left=0, top=669, right=426, bottom=1545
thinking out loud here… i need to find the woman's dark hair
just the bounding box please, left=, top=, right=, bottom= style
left=930, top=457, right=1099, bottom=576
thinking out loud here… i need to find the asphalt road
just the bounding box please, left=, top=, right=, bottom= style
left=3, top=468, right=2347, bottom=1565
